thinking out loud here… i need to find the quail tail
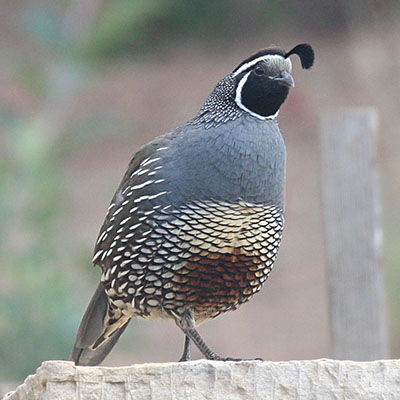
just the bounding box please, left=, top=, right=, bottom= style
left=70, top=282, right=130, bottom=366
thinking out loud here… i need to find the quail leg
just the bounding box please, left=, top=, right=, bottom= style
left=183, top=326, right=222, bottom=360
left=176, top=310, right=263, bottom=361
left=179, top=335, right=192, bottom=362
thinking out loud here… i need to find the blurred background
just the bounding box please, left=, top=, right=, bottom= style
left=1, top=0, right=400, bottom=387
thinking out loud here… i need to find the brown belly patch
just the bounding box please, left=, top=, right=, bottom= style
left=168, top=247, right=270, bottom=319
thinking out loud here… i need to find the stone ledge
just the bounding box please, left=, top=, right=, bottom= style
left=4, top=359, right=400, bottom=400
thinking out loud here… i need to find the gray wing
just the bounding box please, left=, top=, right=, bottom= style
left=71, top=130, right=181, bottom=365
left=92, top=129, right=180, bottom=271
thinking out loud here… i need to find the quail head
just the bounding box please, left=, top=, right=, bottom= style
left=71, top=43, right=314, bottom=365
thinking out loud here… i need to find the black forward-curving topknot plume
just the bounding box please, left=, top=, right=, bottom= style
left=285, top=44, right=314, bottom=70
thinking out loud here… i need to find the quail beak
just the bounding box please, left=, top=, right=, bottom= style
left=274, top=71, right=295, bottom=88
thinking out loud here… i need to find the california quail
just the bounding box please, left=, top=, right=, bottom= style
left=71, top=44, right=314, bottom=366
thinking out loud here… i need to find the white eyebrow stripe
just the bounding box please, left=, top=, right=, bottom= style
left=232, top=54, right=287, bottom=77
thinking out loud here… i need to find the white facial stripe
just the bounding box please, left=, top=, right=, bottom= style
left=235, top=71, right=251, bottom=106
left=234, top=71, right=279, bottom=120
left=232, top=54, right=292, bottom=77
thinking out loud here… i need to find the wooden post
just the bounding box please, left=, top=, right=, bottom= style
left=320, top=108, right=388, bottom=360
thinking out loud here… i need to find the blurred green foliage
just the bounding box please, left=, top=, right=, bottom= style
left=84, top=0, right=280, bottom=58
left=0, top=118, right=80, bottom=380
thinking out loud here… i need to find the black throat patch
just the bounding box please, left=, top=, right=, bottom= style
left=237, top=71, right=289, bottom=118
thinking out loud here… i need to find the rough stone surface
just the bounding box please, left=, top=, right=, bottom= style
left=4, top=359, right=400, bottom=400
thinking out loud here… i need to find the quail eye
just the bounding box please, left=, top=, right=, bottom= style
left=254, top=65, right=265, bottom=76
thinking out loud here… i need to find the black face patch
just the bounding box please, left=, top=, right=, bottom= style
left=237, top=69, right=290, bottom=118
